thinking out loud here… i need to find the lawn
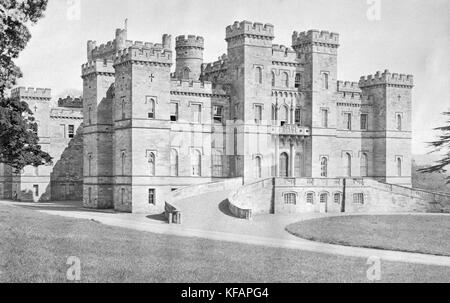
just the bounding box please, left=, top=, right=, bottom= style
left=0, top=203, right=449, bottom=283
left=286, top=215, right=450, bottom=256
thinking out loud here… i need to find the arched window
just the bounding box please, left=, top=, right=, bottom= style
left=170, top=149, right=178, bottom=176
left=121, top=98, right=126, bottom=119
left=320, top=157, right=328, bottom=177
left=361, top=153, right=368, bottom=177
left=280, top=105, right=289, bottom=126
left=279, top=152, right=289, bottom=178
left=271, top=71, right=275, bottom=86
left=397, top=157, right=402, bottom=177
left=212, top=150, right=223, bottom=177
left=148, top=152, right=155, bottom=176
left=306, top=192, right=314, bottom=204
left=88, top=154, right=92, bottom=176
left=344, top=153, right=352, bottom=177
left=255, top=156, right=262, bottom=178
left=88, top=107, right=92, bottom=124
left=295, top=73, right=301, bottom=88
left=271, top=104, right=277, bottom=124
left=396, top=114, right=402, bottom=131
left=334, top=192, right=342, bottom=204
left=282, top=72, right=289, bottom=87
left=147, top=97, right=155, bottom=119
left=320, top=193, right=328, bottom=204
left=255, top=67, right=262, bottom=84
left=191, top=149, right=201, bottom=176
left=323, top=73, right=329, bottom=89
left=121, top=152, right=126, bottom=175
left=183, top=67, right=190, bottom=79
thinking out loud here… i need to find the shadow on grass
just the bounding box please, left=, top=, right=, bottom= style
left=12, top=200, right=118, bottom=214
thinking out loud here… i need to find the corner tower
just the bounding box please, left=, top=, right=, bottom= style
left=175, top=35, right=204, bottom=80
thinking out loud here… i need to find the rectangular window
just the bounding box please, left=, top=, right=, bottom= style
left=148, top=189, right=155, bottom=205
left=321, top=109, right=328, bottom=128
left=170, top=103, right=178, bottom=122
left=213, top=105, right=223, bottom=124
left=360, top=114, right=368, bottom=130
left=344, top=113, right=352, bottom=130
left=334, top=193, right=341, bottom=204
left=191, top=104, right=202, bottom=123
left=33, top=185, right=39, bottom=196
left=121, top=98, right=126, bottom=119
left=353, top=193, right=364, bottom=204
left=254, top=105, right=262, bottom=124
left=306, top=193, right=314, bottom=204
left=284, top=193, right=297, bottom=205
left=323, top=73, right=329, bottom=89
left=295, top=108, right=301, bottom=124
left=68, top=125, right=75, bottom=138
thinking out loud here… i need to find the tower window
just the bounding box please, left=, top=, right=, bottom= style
left=396, top=114, right=402, bottom=131
left=148, top=189, right=155, bottom=205
left=254, top=104, right=262, bottom=124
left=361, top=114, right=368, bottom=130
left=295, top=108, right=301, bottom=124
left=88, top=107, right=92, bottom=124
left=255, top=66, right=262, bottom=84
left=361, top=153, right=369, bottom=177
left=33, top=184, right=39, bottom=197
left=121, top=98, right=126, bottom=119
left=213, top=105, right=223, bottom=123
left=344, top=113, right=352, bottom=130
left=170, top=102, right=178, bottom=121
left=282, top=72, right=289, bottom=87
left=271, top=104, right=277, bottom=125
left=271, top=71, right=275, bottom=87
left=68, top=125, right=75, bottom=138
left=255, top=156, right=262, bottom=178
left=191, top=104, right=202, bottom=123
left=397, top=157, right=402, bottom=177
left=183, top=67, right=190, bottom=79
left=148, top=152, right=155, bottom=176
left=321, top=109, right=328, bottom=128
left=295, top=73, right=301, bottom=88
left=323, top=73, right=329, bottom=89
left=344, top=152, right=352, bottom=177
left=147, top=97, right=155, bottom=119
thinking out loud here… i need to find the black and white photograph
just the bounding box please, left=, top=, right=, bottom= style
left=0, top=0, right=449, bottom=288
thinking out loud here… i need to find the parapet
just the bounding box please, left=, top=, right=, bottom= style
left=359, top=70, right=414, bottom=88
left=57, top=96, right=83, bottom=108
left=337, top=81, right=362, bottom=93
left=114, top=42, right=172, bottom=66
left=11, top=87, right=51, bottom=100
left=225, top=21, right=274, bottom=41
left=292, top=30, right=339, bottom=47
left=81, top=59, right=115, bottom=77
left=175, top=35, right=204, bottom=49
left=89, top=40, right=117, bottom=61
left=202, top=55, right=228, bottom=74
left=272, top=44, right=298, bottom=63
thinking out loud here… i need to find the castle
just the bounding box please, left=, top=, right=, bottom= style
left=0, top=20, right=416, bottom=214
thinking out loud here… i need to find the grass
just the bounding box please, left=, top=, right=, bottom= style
left=286, top=215, right=450, bottom=256
left=0, top=203, right=449, bottom=283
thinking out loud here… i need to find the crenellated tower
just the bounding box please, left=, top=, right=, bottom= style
left=174, top=35, right=204, bottom=80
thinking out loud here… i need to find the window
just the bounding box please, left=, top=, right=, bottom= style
left=321, top=109, right=328, bottom=128
left=213, top=105, right=223, bottom=124
left=148, top=189, right=155, bottom=205
left=280, top=105, right=289, bottom=126
left=353, top=193, right=364, bottom=204
left=170, top=149, right=178, bottom=176
left=279, top=153, right=289, bottom=178
left=361, top=153, right=368, bottom=177
left=121, top=152, right=126, bottom=175
left=323, top=73, right=329, bottom=89
left=148, top=152, right=155, bottom=176
left=191, top=149, right=201, bottom=176
left=255, top=66, right=262, bottom=84
left=88, top=187, right=92, bottom=203
left=271, top=105, right=277, bottom=124
left=60, top=124, right=66, bottom=138
left=396, top=114, right=402, bottom=131
left=121, top=98, right=126, bottom=119
left=33, top=185, right=39, bottom=196
left=284, top=193, right=296, bottom=205
left=320, top=193, right=328, bottom=204
left=271, top=71, right=275, bottom=86
left=212, top=150, right=223, bottom=177
left=255, top=156, right=262, bottom=178
left=121, top=188, right=125, bottom=204
left=191, top=104, right=202, bottom=123
left=88, top=154, right=92, bottom=176
left=295, top=73, right=301, bottom=88
left=320, top=157, right=328, bottom=177
left=334, top=193, right=342, bottom=204
left=306, top=192, right=314, bottom=204
left=254, top=104, right=262, bottom=124
left=183, top=67, right=190, bottom=79
left=282, top=72, right=289, bottom=87
left=295, top=153, right=304, bottom=177
left=68, top=125, right=75, bottom=138
left=360, top=114, right=368, bottom=130
left=344, top=113, right=352, bottom=130
left=147, top=97, right=155, bottom=119
left=344, top=153, right=352, bottom=177
left=88, top=107, right=92, bottom=124
left=170, top=103, right=178, bottom=121
left=295, top=108, right=301, bottom=124
left=397, top=157, right=402, bottom=177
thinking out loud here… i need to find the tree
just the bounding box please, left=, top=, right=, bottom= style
left=0, top=0, right=52, bottom=172
left=419, top=111, right=450, bottom=183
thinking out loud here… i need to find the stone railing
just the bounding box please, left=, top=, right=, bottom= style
left=164, top=177, right=243, bottom=224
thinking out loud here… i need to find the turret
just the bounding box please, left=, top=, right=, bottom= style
left=174, top=35, right=204, bottom=80
left=162, top=34, right=172, bottom=50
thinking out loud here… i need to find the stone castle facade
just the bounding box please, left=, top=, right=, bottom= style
left=81, top=20, right=412, bottom=213
left=0, top=20, right=413, bottom=214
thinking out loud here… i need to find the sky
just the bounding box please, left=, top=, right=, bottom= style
left=13, top=0, right=450, bottom=154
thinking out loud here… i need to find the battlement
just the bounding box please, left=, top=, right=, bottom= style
left=292, top=30, right=339, bottom=47
left=203, top=55, right=228, bottom=74
left=114, top=44, right=172, bottom=66
left=175, top=35, right=204, bottom=49
left=89, top=40, right=117, bottom=60
left=11, top=87, right=51, bottom=100
left=81, top=59, right=115, bottom=77
left=337, top=81, right=362, bottom=93
left=272, top=44, right=297, bottom=62
left=171, top=79, right=212, bottom=90
left=57, top=96, right=83, bottom=108
left=359, top=70, right=414, bottom=88
left=225, top=20, right=274, bottom=41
